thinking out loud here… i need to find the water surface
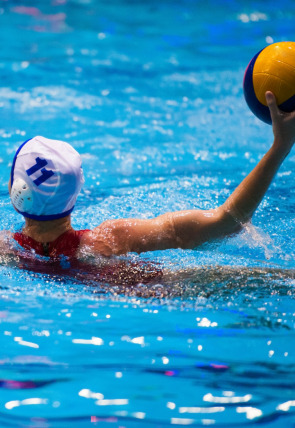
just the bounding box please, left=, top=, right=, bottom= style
left=1, top=0, right=295, bottom=426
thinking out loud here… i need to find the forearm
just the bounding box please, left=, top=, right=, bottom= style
left=220, top=141, right=289, bottom=225
left=170, top=141, right=289, bottom=247
left=219, top=91, right=295, bottom=229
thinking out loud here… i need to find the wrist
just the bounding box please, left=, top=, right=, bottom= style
left=271, top=139, right=291, bottom=159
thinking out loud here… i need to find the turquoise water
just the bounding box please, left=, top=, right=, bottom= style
left=1, top=0, right=295, bottom=426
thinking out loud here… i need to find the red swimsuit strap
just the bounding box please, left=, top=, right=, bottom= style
left=13, top=229, right=90, bottom=258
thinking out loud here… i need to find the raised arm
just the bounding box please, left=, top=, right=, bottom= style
left=82, top=92, right=295, bottom=256
left=220, top=91, right=295, bottom=224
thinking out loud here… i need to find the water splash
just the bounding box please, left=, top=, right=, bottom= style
left=240, top=222, right=278, bottom=260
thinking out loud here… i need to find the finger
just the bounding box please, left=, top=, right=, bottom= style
left=265, top=91, right=280, bottom=122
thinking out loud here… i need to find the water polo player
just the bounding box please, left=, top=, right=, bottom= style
left=8, top=92, right=295, bottom=259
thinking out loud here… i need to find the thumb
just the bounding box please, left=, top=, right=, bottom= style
left=265, top=91, right=279, bottom=122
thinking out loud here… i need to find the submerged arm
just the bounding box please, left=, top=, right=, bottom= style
left=83, top=92, right=295, bottom=256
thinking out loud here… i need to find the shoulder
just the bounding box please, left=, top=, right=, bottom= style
left=79, top=220, right=127, bottom=257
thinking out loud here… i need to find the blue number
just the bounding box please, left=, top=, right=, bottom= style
left=26, top=157, right=48, bottom=175
left=33, top=168, right=54, bottom=186
left=26, top=157, right=54, bottom=186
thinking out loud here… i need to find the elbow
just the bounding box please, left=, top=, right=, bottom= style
left=216, top=207, right=246, bottom=237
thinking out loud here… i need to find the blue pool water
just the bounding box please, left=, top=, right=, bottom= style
left=1, top=0, right=295, bottom=426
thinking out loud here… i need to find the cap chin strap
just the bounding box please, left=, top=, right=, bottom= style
left=11, top=178, right=34, bottom=213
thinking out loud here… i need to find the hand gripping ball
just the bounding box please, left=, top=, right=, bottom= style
left=243, top=41, right=295, bottom=124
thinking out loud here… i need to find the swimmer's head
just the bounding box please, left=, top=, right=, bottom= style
left=10, top=136, right=84, bottom=221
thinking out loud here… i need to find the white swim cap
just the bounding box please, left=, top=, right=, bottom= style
left=10, top=136, right=84, bottom=221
